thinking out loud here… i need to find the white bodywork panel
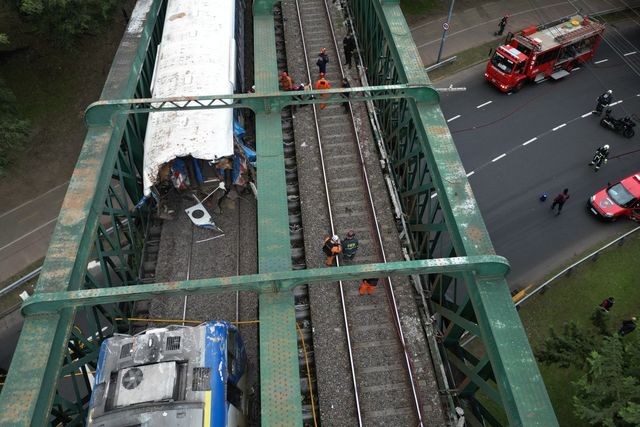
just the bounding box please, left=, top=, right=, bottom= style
left=143, top=0, right=236, bottom=196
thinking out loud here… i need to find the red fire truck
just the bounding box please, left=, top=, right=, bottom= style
left=484, top=15, right=605, bottom=93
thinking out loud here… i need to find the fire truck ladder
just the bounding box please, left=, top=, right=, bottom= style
left=554, top=22, right=604, bottom=44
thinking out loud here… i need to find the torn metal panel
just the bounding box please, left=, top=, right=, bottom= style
left=143, top=0, right=237, bottom=196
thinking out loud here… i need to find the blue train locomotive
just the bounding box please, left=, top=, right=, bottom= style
left=87, top=321, right=248, bottom=426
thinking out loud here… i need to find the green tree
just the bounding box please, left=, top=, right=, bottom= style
left=573, top=336, right=640, bottom=426
left=18, top=0, right=121, bottom=46
left=0, top=34, right=30, bottom=173
left=537, top=322, right=596, bottom=369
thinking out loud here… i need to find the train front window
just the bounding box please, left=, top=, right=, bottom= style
left=491, top=52, right=515, bottom=74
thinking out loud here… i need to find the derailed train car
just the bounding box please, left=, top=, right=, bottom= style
left=87, top=321, right=248, bottom=426
left=141, top=0, right=254, bottom=219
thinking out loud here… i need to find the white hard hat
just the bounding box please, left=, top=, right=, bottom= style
left=331, top=235, right=339, bottom=243
left=603, top=144, right=609, bottom=150
left=607, top=89, right=612, bottom=94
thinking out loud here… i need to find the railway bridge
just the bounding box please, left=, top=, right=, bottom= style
left=0, top=0, right=557, bottom=425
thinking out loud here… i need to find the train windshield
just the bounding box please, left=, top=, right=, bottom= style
left=491, top=52, right=517, bottom=74
left=607, top=183, right=636, bottom=207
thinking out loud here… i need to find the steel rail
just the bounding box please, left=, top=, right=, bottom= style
left=292, top=0, right=364, bottom=424
left=322, top=1, right=425, bottom=425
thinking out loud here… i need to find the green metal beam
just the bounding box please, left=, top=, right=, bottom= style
left=253, top=1, right=302, bottom=424
left=0, top=1, right=165, bottom=424
left=83, top=83, right=439, bottom=126
left=21, top=256, right=510, bottom=314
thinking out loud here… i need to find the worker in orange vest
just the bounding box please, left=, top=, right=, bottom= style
left=322, top=234, right=342, bottom=266
left=359, top=278, right=379, bottom=295
left=279, top=71, right=293, bottom=91
left=314, top=73, right=331, bottom=110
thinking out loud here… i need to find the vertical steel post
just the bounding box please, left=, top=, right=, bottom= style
left=436, top=0, right=455, bottom=63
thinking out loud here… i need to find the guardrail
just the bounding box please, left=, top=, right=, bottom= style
left=0, top=267, right=41, bottom=299
left=515, top=225, right=640, bottom=307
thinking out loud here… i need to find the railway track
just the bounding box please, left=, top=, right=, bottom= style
left=278, top=0, right=446, bottom=425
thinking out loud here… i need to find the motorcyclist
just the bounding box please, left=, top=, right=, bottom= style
left=589, top=144, right=610, bottom=172
left=593, top=89, right=613, bottom=115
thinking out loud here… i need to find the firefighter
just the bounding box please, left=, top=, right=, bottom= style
left=359, top=278, right=379, bottom=295
left=495, top=15, right=508, bottom=36
left=589, top=144, right=610, bottom=171
left=341, top=230, right=359, bottom=260
left=279, top=71, right=293, bottom=91
left=593, top=89, right=613, bottom=115
left=343, top=33, right=356, bottom=69
left=315, top=73, right=331, bottom=110
left=322, top=235, right=342, bottom=266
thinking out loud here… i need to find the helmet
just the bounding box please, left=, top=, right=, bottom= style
left=331, top=235, right=339, bottom=243
left=346, top=230, right=355, bottom=238
left=320, top=47, right=326, bottom=53
left=607, top=89, right=612, bottom=94
left=603, top=144, right=609, bottom=150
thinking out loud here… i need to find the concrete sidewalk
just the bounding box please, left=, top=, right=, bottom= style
left=409, top=0, right=640, bottom=66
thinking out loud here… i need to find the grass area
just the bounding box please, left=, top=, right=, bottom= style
left=0, top=258, right=42, bottom=315
left=518, top=232, right=640, bottom=425
left=428, top=39, right=500, bottom=82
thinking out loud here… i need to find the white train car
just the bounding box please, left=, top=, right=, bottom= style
left=143, top=0, right=237, bottom=197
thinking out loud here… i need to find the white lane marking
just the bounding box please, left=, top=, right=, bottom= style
left=476, top=100, right=492, bottom=109
left=447, top=114, right=461, bottom=122
left=552, top=123, right=566, bottom=131
left=431, top=193, right=438, bottom=199
left=0, top=217, right=58, bottom=252
left=466, top=171, right=475, bottom=177
left=0, top=181, right=69, bottom=219
left=492, top=153, right=506, bottom=162
left=594, top=59, right=608, bottom=64
left=624, top=51, right=637, bottom=56
left=573, top=67, right=581, bottom=71
left=581, top=112, right=593, bottom=118
left=522, top=137, right=537, bottom=146
left=609, top=100, right=623, bottom=106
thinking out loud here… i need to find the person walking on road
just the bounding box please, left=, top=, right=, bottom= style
left=359, top=278, right=379, bottom=295
left=343, top=33, right=356, bottom=69
left=599, top=297, right=615, bottom=312
left=593, top=89, right=613, bottom=115
left=317, top=47, right=329, bottom=75
left=279, top=71, right=292, bottom=91
left=619, top=317, right=637, bottom=336
left=495, top=15, right=508, bottom=36
left=589, top=144, right=610, bottom=171
left=550, top=188, right=570, bottom=215
left=341, top=230, right=359, bottom=260
left=340, top=78, right=351, bottom=113
left=315, top=73, right=331, bottom=110
left=322, top=234, right=342, bottom=266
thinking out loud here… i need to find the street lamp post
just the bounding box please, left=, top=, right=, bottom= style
left=436, top=0, right=455, bottom=64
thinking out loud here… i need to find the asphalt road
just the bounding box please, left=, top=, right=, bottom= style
left=438, top=21, right=640, bottom=289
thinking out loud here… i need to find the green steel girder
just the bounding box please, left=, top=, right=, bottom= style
left=21, top=256, right=510, bottom=315
left=0, top=0, right=166, bottom=424
left=83, top=83, right=439, bottom=126
left=347, top=0, right=557, bottom=425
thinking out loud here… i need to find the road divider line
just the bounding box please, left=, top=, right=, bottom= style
left=430, top=193, right=438, bottom=199
left=552, top=123, right=566, bottom=131
left=492, top=153, right=506, bottom=162
left=594, top=59, right=608, bottom=64
left=0, top=181, right=69, bottom=219
left=447, top=115, right=461, bottom=122
left=522, top=137, right=537, bottom=146
left=609, top=100, right=623, bottom=106
left=476, top=101, right=492, bottom=109
left=624, top=51, right=637, bottom=56
left=573, top=67, right=581, bottom=71
left=581, top=112, right=593, bottom=118
left=466, top=171, right=475, bottom=177
left=0, top=217, right=58, bottom=252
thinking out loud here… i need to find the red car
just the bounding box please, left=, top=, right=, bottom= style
left=588, top=173, right=640, bottom=221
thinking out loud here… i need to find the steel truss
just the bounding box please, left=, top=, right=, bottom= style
left=0, top=0, right=557, bottom=426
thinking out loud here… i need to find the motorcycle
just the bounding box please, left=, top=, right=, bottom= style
left=600, top=109, right=636, bottom=138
